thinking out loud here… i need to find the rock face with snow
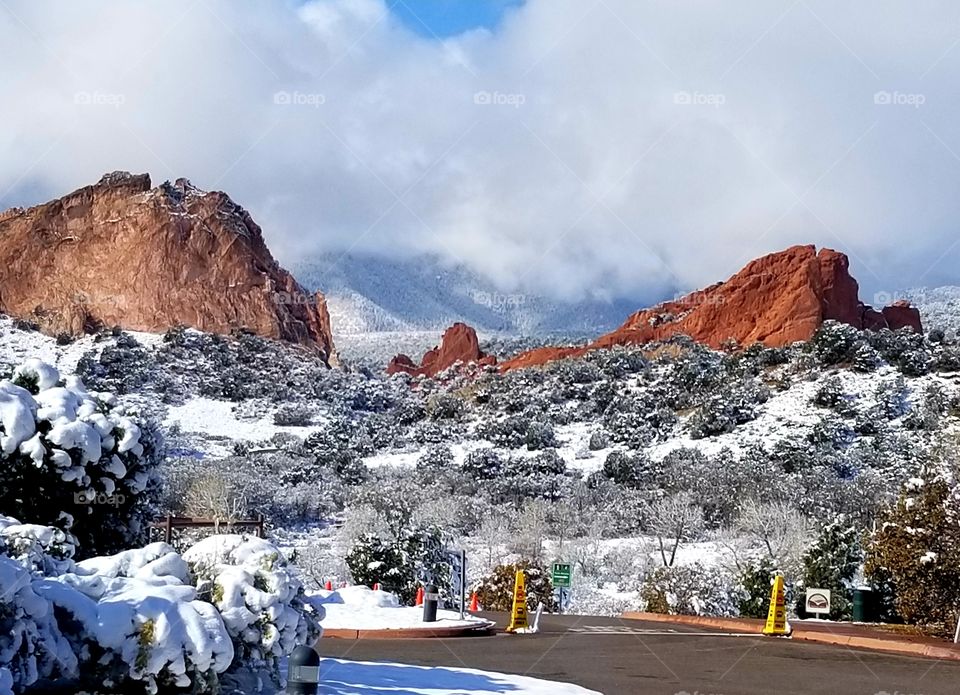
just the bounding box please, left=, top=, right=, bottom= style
left=502, top=245, right=922, bottom=370
left=0, top=172, right=336, bottom=365
left=387, top=322, right=496, bottom=377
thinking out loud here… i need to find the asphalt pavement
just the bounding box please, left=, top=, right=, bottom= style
left=316, top=611, right=960, bottom=694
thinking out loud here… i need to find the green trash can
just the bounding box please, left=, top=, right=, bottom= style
left=852, top=587, right=872, bottom=622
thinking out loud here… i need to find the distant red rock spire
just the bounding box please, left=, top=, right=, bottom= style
left=387, top=322, right=496, bottom=377
left=501, top=245, right=921, bottom=371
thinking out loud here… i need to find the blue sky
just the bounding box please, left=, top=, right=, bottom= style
left=389, top=0, right=524, bottom=37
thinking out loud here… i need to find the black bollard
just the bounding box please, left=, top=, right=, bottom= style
left=422, top=584, right=439, bottom=623
left=286, top=645, right=321, bottom=695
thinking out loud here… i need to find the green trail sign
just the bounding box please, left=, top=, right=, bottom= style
left=552, top=562, right=572, bottom=588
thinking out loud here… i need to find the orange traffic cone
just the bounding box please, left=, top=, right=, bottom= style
left=373, top=582, right=381, bottom=591
left=470, top=592, right=479, bottom=612
left=415, top=586, right=424, bottom=606
left=324, top=580, right=333, bottom=591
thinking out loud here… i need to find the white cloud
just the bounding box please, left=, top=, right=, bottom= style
left=2, top=0, right=960, bottom=303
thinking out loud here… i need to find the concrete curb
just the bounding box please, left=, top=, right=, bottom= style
left=322, top=621, right=496, bottom=640
left=621, top=612, right=960, bottom=661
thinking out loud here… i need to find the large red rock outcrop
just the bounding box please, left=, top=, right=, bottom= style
left=501, top=245, right=921, bottom=371
left=0, top=172, right=336, bottom=365
left=387, top=322, right=496, bottom=377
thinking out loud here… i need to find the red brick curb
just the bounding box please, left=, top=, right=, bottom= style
left=621, top=612, right=960, bottom=661
left=322, top=620, right=495, bottom=640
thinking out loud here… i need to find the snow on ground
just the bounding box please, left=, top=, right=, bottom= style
left=165, top=397, right=328, bottom=455
left=0, top=316, right=167, bottom=376
left=311, top=586, right=492, bottom=631
left=0, top=317, right=95, bottom=374
left=313, top=659, right=601, bottom=695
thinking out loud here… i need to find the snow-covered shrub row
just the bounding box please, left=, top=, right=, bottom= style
left=77, top=326, right=411, bottom=413
left=639, top=562, right=742, bottom=617
left=42, top=542, right=235, bottom=694
left=0, top=359, right=161, bottom=559
left=0, top=524, right=320, bottom=694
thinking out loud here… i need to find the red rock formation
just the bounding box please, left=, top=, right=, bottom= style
left=501, top=245, right=921, bottom=371
left=387, top=322, right=496, bottom=377
left=880, top=300, right=923, bottom=333
left=0, top=172, right=336, bottom=365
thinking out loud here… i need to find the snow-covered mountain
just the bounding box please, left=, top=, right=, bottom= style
left=289, top=251, right=644, bottom=336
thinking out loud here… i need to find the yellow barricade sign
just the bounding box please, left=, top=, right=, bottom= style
left=763, top=574, right=790, bottom=636
left=505, top=569, right=528, bottom=633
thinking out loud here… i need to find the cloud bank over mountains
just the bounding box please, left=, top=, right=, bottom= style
left=3, top=0, right=960, bottom=304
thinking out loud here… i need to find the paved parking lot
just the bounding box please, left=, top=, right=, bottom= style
left=317, top=612, right=960, bottom=694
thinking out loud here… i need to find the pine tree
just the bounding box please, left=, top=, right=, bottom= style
left=865, top=474, right=960, bottom=633
left=799, top=516, right=863, bottom=620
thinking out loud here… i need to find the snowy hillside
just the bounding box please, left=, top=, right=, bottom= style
left=4, top=314, right=960, bottom=641
left=905, top=286, right=960, bottom=338
left=291, top=251, right=643, bottom=336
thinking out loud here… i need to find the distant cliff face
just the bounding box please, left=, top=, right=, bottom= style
left=0, top=172, right=336, bottom=365
left=502, top=245, right=922, bottom=371
left=387, top=322, right=496, bottom=377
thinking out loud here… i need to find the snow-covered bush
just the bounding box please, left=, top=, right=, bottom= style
left=587, top=429, right=610, bottom=451
left=182, top=534, right=322, bottom=690
left=415, top=444, right=454, bottom=474
left=345, top=527, right=453, bottom=605
left=43, top=542, right=234, bottom=694
left=0, top=553, right=76, bottom=692
left=272, top=404, right=313, bottom=427
left=566, top=585, right=632, bottom=616
left=475, top=562, right=558, bottom=613
left=639, top=562, right=742, bottom=617
left=479, top=451, right=578, bottom=505
left=0, top=359, right=162, bottom=559
left=734, top=556, right=776, bottom=618
left=689, top=381, right=766, bottom=439
left=461, top=448, right=504, bottom=481
left=0, top=515, right=75, bottom=574
left=601, top=451, right=652, bottom=489
left=812, top=321, right=862, bottom=365
left=812, top=376, right=844, bottom=408
left=0, top=532, right=260, bottom=694
left=476, top=414, right=557, bottom=450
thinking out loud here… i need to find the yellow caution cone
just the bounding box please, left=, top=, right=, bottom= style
left=505, top=569, right=529, bottom=634
left=762, top=574, right=791, bottom=636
